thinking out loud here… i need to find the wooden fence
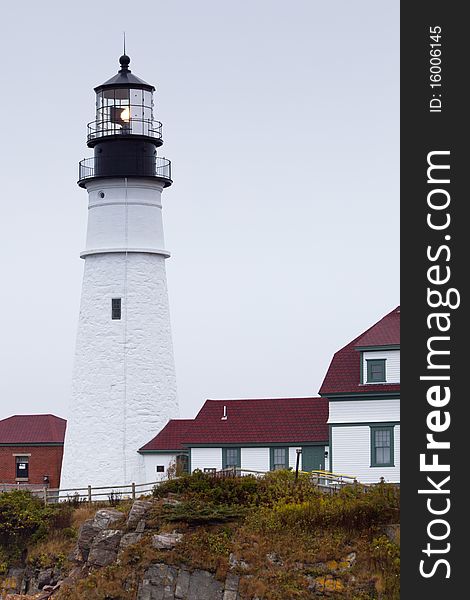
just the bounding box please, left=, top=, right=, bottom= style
left=1, top=469, right=364, bottom=505
left=0, top=480, right=163, bottom=505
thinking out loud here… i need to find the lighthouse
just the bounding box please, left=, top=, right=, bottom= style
left=60, top=54, right=179, bottom=489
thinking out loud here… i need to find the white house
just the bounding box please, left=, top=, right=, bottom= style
left=140, top=397, right=329, bottom=479
left=320, top=306, right=400, bottom=483
left=139, top=419, right=192, bottom=482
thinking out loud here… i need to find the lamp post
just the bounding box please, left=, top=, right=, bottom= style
left=295, top=448, right=302, bottom=482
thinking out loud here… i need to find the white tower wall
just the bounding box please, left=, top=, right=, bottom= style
left=61, top=178, right=179, bottom=489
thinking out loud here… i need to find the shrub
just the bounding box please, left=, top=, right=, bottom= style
left=152, top=470, right=323, bottom=507
left=159, top=500, right=245, bottom=525
left=246, top=483, right=400, bottom=533
left=0, top=490, right=53, bottom=554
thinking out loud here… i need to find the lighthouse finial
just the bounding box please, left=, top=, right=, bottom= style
left=119, top=33, right=130, bottom=73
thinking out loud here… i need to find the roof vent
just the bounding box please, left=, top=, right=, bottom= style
left=221, top=405, right=228, bottom=421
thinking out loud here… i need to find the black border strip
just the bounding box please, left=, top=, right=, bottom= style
left=401, top=2, right=466, bottom=595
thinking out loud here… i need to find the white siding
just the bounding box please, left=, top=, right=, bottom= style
left=331, top=425, right=400, bottom=483
left=362, top=349, right=400, bottom=384
left=190, top=448, right=222, bottom=472
left=241, top=448, right=270, bottom=472
left=190, top=446, right=317, bottom=474
left=328, top=398, right=400, bottom=424
left=142, top=453, right=178, bottom=482
left=289, top=447, right=302, bottom=469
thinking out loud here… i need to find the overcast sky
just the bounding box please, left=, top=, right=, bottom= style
left=0, top=1, right=399, bottom=422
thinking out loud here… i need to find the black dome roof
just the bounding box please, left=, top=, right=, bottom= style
left=94, top=55, right=155, bottom=92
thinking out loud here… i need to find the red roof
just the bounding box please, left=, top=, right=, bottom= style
left=0, top=414, right=67, bottom=444
left=182, top=397, right=329, bottom=445
left=319, top=306, right=400, bottom=396
left=139, top=419, right=193, bottom=452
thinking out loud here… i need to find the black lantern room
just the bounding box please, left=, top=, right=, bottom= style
left=78, top=55, right=171, bottom=187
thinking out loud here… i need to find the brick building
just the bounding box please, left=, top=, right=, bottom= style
left=0, top=414, right=66, bottom=490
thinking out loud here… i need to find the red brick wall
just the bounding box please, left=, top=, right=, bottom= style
left=0, top=445, right=64, bottom=489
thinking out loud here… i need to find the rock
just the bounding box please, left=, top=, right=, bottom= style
left=119, top=532, right=143, bottom=552
left=385, top=524, right=400, bottom=545
left=224, top=573, right=239, bottom=592
left=163, top=496, right=182, bottom=507
left=187, top=569, right=224, bottom=600
left=135, top=519, right=147, bottom=534
left=127, top=500, right=153, bottom=528
left=152, top=532, right=183, bottom=550
left=228, top=553, right=249, bottom=571
left=93, top=508, right=124, bottom=529
left=137, top=564, right=236, bottom=600
left=175, top=569, right=190, bottom=599
left=36, top=569, right=55, bottom=590
left=307, top=574, right=345, bottom=594
left=76, top=519, right=101, bottom=562
left=73, top=508, right=125, bottom=563
left=223, top=578, right=239, bottom=600
left=88, top=529, right=123, bottom=567
left=1, top=567, right=25, bottom=595
left=137, top=563, right=177, bottom=600
left=266, top=552, right=283, bottom=566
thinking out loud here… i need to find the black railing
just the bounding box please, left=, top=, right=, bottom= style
left=78, top=156, right=172, bottom=184
left=87, top=118, right=163, bottom=143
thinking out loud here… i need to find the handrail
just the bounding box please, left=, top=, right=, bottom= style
left=87, top=118, right=163, bottom=142
left=78, top=155, right=172, bottom=183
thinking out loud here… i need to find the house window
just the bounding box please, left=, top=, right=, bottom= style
left=367, top=359, right=386, bottom=383
left=270, top=447, right=289, bottom=471
left=156, top=465, right=165, bottom=473
left=222, top=447, right=241, bottom=469
left=111, top=298, right=122, bottom=320
left=371, top=426, right=394, bottom=467
left=16, top=456, right=29, bottom=479
left=176, top=454, right=189, bottom=474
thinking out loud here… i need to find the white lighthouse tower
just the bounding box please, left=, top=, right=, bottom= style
left=61, top=54, right=179, bottom=489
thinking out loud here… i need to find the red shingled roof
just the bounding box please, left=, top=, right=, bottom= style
left=0, top=414, right=66, bottom=444
left=139, top=419, right=193, bottom=452
left=319, top=307, right=400, bottom=396
left=183, top=397, right=329, bottom=445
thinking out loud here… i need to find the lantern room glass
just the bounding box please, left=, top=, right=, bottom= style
left=93, top=87, right=154, bottom=138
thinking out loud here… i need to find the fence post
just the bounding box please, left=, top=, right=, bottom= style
left=43, top=487, right=48, bottom=506
left=88, top=485, right=92, bottom=504
left=132, top=482, right=136, bottom=501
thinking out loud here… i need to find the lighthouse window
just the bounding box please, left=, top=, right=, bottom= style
left=111, top=298, right=122, bottom=320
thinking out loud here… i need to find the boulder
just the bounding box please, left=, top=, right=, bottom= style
left=93, top=508, right=124, bottom=530
left=187, top=569, right=224, bottom=600
left=1, top=567, right=25, bottom=595
left=76, top=519, right=101, bottom=562
left=175, top=569, right=190, bottom=599
left=228, top=553, right=249, bottom=571
left=36, top=569, right=55, bottom=590
left=152, top=532, right=183, bottom=550
left=163, top=496, right=182, bottom=507
left=266, top=552, right=283, bottom=566
left=135, top=519, right=146, bottom=534
left=137, top=563, right=178, bottom=600
left=119, top=532, right=143, bottom=552
left=88, top=529, right=123, bottom=567
left=127, top=500, right=153, bottom=529
left=137, top=564, right=237, bottom=600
